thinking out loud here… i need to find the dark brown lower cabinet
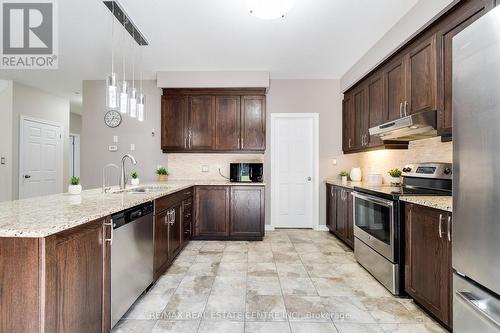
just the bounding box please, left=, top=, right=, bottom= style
left=194, top=186, right=230, bottom=238
left=0, top=218, right=108, bottom=333
left=230, top=186, right=265, bottom=240
left=193, top=185, right=265, bottom=240
left=154, top=209, right=170, bottom=280
left=154, top=188, right=193, bottom=280
left=405, top=203, right=452, bottom=329
left=326, top=184, right=354, bottom=249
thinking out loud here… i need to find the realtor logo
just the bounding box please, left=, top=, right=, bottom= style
left=1, top=0, right=58, bottom=69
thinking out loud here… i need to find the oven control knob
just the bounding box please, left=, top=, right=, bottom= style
left=403, top=167, right=411, bottom=173
left=443, top=168, right=452, bottom=175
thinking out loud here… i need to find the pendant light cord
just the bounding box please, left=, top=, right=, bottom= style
left=122, top=18, right=126, bottom=81
left=132, top=29, right=135, bottom=89
left=111, top=2, right=115, bottom=73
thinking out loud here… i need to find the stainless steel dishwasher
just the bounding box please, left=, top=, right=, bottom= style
left=111, top=202, right=154, bottom=328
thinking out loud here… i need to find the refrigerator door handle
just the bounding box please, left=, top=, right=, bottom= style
left=456, top=291, right=500, bottom=328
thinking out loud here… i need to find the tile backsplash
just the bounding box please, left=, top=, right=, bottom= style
left=337, top=137, right=452, bottom=184
left=167, top=154, right=264, bottom=180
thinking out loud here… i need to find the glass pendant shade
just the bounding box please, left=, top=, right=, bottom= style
left=129, top=88, right=137, bottom=118
left=119, top=81, right=128, bottom=114
left=137, top=93, right=145, bottom=122
left=106, top=73, right=118, bottom=109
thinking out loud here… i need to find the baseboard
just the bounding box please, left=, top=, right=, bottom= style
left=314, top=225, right=329, bottom=231
left=265, top=225, right=275, bottom=231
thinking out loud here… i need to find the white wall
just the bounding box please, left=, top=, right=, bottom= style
left=11, top=82, right=70, bottom=199
left=0, top=80, right=13, bottom=202
left=70, top=112, right=82, bottom=135
left=340, top=0, right=456, bottom=92
left=82, top=80, right=168, bottom=189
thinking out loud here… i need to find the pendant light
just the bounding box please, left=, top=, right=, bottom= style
left=137, top=42, right=145, bottom=122
left=105, top=2, right=118, bottom=110
left=129, top=29, right=137, bottom=118
left=119, top=19, right=129, bottom=114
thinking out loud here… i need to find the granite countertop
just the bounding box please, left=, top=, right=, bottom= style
left=400, top=196, right=452, bottom=213
left=324, top=179, right=362, bottom=189
left=325, top=179, right=452, bottom=212
left=0, top=180, right=265, bottom=238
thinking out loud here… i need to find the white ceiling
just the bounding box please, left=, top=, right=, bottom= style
left=0, top=0, right=418, bottom=104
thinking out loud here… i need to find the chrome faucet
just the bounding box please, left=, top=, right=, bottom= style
left=102, top=163, right=119, bottom=193
left=120, top=154, right=137, bottom=190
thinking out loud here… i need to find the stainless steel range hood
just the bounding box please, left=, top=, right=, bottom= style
left=369, top=110, right=437, bottom=141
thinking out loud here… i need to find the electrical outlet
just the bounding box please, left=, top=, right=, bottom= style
left=0, top=157, right=5, bottom=165
left=332, top=159, right=337, bottom=166
left=202, top=165, right=209, bottom=173
left=109, top=145, right=118, bottom=152
left=113, top=136, right=118, bottom=143
left=130, top=144, right=135, bottom=151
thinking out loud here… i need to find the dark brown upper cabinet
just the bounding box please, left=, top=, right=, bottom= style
left=342, top=94, right=355, bottom=152
left=342, top=0, right=499, bottom=152
left=438, top=0, right=496, bottom=140
left=161, top=95, right=188, bottom=151
left=215, top=96, right=241, bottom=150
left=404, top=34, right=438, bottom=116
left=384, top=55, right=406, bottom=121
left=353, top=86, right=368, bottom=149
left=161, top=89, right=266, bottom=153
left=241, top=96, right=266, bottom=151
left=366, top=73, right=385, bottom=147
left=189, top=96, right=216, bottom=150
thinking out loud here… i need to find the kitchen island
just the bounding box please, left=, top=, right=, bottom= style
left=0, top=180, right=265, bottom=333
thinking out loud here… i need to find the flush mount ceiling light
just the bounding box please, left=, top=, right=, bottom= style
left=247, top=0, right=295, bottom=19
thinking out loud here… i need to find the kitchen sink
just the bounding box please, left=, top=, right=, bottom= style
left=115, top=186, right=170, bottom=194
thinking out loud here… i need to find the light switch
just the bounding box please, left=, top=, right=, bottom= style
left=332, top=159, right=337, bottom=166
left=109, top=145, right=118, bottom=152
left=202, top=165, right=209, bottom=172
left=130, top=144, right=135, bottom=151
left=113, top=136, right=118, bottom=143
left=0, top=157, right=5, bottom=165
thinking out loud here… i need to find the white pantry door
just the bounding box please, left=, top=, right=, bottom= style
left=20, top=117, right=63, bottom=199
left=272, top=114, right=318, bottom=228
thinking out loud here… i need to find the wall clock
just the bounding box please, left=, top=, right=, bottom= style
left=104, top=110, right=122, bottom=128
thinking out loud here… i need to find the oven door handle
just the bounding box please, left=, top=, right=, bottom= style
left=351, top=191, right=394, bottom=207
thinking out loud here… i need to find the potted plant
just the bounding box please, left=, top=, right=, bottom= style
left=68, top=176, right=82, bottom=195
left=156, top=167, right=169, bottom=182
left=130, top=171, right=140, bottom=186
left=389, top=168, right=402, bottom=185
left=339, top=171, right=349, bottom=184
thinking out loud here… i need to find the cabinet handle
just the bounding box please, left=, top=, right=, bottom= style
left=330, top=186, right=334, bottom=197
left=404, top=101, right=408, bottom=117
left=104, top=220, right=113, bottom=245
left=447, top=215, right=451, bottom=242
left=348, top=138, right=351, bottom=148
left=399, top=102, right=403, bottom=118
left=438, top=214, right=443, bottom=238
left=238, top=137, right=241, bottom=148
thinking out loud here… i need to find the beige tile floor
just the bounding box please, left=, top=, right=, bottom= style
left=113, top=230, right=448, bottom=333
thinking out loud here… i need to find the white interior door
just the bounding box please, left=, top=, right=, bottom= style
left=272, top=114, right=318, bottom=228
left=20, top=117, right=63, bottom=199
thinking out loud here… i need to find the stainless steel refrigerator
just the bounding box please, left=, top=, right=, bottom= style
left=453, top=5, right=500, bottom=332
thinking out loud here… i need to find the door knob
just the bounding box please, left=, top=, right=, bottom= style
left=24, top=175, right=31, bottom=179
left=307, top=177, right=312, bottom=181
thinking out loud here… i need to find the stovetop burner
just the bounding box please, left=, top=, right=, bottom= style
left=354, top=184, right=451, bottom=199
left=354, top=162, right=452, bottom=200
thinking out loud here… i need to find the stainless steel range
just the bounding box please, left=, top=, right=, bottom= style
left=352, top=162, right=452, bottom=295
